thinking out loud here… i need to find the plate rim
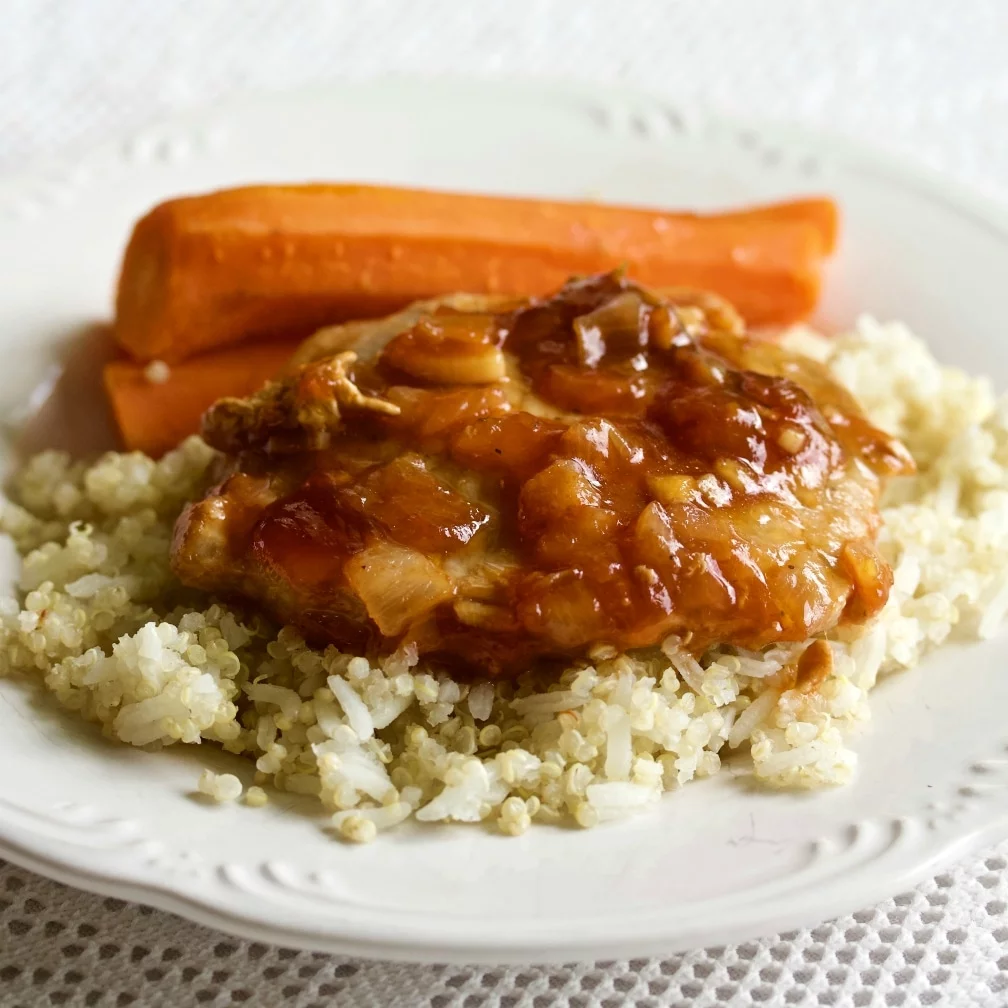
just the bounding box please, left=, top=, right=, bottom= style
left=3, top=74, right=1008, bottom=964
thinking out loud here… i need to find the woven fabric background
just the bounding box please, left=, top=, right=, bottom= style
left=3, top=1, right=1008, bottom=1005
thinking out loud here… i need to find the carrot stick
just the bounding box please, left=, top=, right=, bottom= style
left=114, top=185, right=838, bottom=362
left=723, top=197, right=839, bottom=256
left=103, top=340, right=296, bottom=456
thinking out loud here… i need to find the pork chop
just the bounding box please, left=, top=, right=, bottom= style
left=171, top=271, right=913, bottom=674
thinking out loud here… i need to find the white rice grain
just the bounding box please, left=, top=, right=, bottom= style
left=327, top=675, right=375, bottom=741
left=727, top=689, right=781, bottom=749
left=511, top=690, right=588, bottom=716
left=603, top=705, right=633, bottom=781
left=467, top=682, right=495, bottom=721
left=585, top=781, right=660, bottom=821
left=665, top=651, right=705, bottom=694
left=245, top=683, right=302, bottom=720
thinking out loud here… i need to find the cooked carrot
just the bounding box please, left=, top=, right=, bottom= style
left=103, top=340, right=296, bottom=456
left=726, top=197, right=838, bottom=256
left=114, top=185, right=838, bottom=362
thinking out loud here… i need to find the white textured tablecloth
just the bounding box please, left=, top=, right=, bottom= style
left=4, top=2, right=1008, bottom=1005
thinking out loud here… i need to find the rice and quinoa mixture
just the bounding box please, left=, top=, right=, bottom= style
left=1, top=317, right=1006, bottom=842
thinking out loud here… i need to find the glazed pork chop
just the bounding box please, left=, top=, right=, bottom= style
left=171, top=271, right=913, bottom=675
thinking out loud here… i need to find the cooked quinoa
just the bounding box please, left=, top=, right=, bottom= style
left=1, top=317, right=1006, bottom=841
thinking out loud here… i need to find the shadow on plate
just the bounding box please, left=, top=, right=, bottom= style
left=13, top=322, right=121, bottom=460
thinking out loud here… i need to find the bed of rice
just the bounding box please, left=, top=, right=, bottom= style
left=1, top=317, right=1006, bottom=842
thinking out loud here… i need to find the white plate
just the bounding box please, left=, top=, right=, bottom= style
left=1, top=78, right=1008, bottom=965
